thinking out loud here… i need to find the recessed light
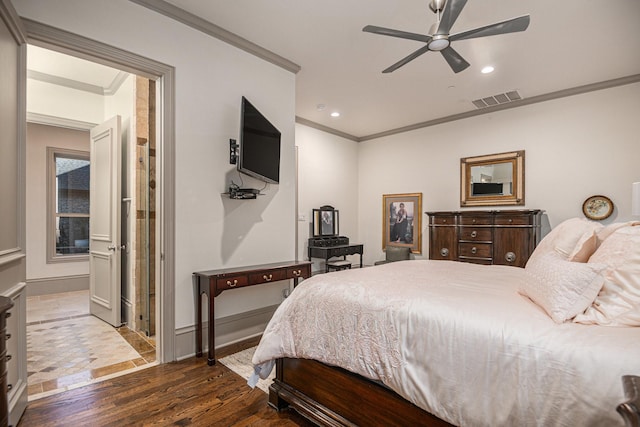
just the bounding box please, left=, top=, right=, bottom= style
left=481, top=66, right=494, bottom=74
left=330, top=112, right=340, bottom=118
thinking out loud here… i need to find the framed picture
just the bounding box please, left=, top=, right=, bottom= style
left=382, top=193, right=422, bottom=253
left=312, top=207, right=339, bottom=237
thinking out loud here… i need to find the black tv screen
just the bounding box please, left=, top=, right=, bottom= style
left=238, top=97, right=281, bottom=184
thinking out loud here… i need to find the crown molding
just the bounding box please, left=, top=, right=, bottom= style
left=129, top=0, right=300, bottom=74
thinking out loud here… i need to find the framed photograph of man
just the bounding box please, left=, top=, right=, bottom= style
left=382, top=193, right=422, bottom=253
left=312, top=207, right=339, bottom=237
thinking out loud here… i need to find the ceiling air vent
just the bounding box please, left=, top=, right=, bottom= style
left=472, top=90, right=522, bottom=109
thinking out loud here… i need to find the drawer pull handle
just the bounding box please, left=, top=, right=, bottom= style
left=472, top=219, right=476, bottom=223
left=5, top=312, right=10, bottom=318
left=5, top=354, right=11, bottom=361
left=292, top=270, right=301, bottom=276
left=227, top=279, right=238, bottom=287
left=440, top=248, right=449, bottom=257
left=7, top=384, right=11, bottom=391
left=470, top=230, right=477, bottom=238
left=508, top=218, right=513, bottom=223
left=5, top=333, right=10, bottom=340
left=505, top=252, right=517, bottom=262
left=471, top=247, right=477, bottom=254
left=263, top=274, right=273, bottom=282
left=442, top=219, right=447, bottom=223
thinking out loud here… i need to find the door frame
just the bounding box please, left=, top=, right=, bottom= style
left=21, top=18, right=176, bottom=362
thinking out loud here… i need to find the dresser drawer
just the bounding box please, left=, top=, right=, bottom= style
left=249, top=269, right=287, bottom=285
left=431, top=215, right=456, bottom=226
left=459, top=216, right=492, bottom=226
left=459, top=242, right=492, bottom=258
left=216, top=274, right=249, bottom=291
left=459, top=228, right=492, bottom=242
left=494, top=214, right=533, bottom=226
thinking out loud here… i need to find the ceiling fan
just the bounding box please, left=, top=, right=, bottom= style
left=363, top=0, right=530, bottom=74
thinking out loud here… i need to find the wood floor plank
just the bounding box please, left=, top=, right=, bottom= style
left=18, top=357, right=314, bottom=426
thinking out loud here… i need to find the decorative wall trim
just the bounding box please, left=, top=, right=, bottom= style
left=27, top=69, right=130, bottom=96
left=129, top=0, right=300, bottom=74
left=295, top=116, right=359, bottom=142
left=26, top=112, right=97, bottom=131
left=23, top=17, right=176, bottom=363
left=26, top=274, right=89, bottom=296
left=297, top=74, right=640, bottom=143
left=174, top=304, right=279, bottom=360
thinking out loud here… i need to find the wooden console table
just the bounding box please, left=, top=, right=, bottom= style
left=193, top=260, right=312, bottom=365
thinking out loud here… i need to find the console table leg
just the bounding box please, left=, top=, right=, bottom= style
left=194, top=275, right=203, bottom=358
left=208, top=292, right=216, bottom=365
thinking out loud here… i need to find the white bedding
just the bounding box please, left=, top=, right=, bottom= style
left=251, top=260, right=640, bottom=427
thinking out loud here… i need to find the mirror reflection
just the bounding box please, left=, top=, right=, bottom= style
left=470, top=162, right=513, bottom=196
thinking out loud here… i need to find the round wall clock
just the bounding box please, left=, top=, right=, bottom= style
left=582, top=195, right=614, bottom=220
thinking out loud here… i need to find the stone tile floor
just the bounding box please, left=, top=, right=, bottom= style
left=27, top=290, right=156, bottom=399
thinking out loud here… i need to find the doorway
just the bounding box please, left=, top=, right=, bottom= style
left=24, top=46, right=160, bottom=396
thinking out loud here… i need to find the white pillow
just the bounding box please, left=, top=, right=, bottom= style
left=528, top=218, right=603, bottom=264
left=574, top=224, right=640, bottom=326
left=521, top=252, right=605, bottom=323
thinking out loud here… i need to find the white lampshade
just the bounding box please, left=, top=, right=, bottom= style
left=633, top=182, right=640, bottom=216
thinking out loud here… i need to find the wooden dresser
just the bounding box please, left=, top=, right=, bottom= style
left=0, top=296, right=13, bottom=427
left=426, top=210, right=543, bottom=267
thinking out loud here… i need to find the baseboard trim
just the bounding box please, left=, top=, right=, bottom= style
left=175, top=304, right=279, bottom=360
left=26, top=275, right=89, bottom=296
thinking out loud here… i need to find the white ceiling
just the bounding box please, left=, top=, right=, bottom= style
left=28, top=0, right=640, bottom=140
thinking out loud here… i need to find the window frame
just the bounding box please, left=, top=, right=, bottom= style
left=46, top=147, right=91, bottom=263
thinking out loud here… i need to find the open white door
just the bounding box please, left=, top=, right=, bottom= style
left=89, top=116, right=122, bottom=327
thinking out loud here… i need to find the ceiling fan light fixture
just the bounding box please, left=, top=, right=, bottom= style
left=428, top=36, right=450, bottom=51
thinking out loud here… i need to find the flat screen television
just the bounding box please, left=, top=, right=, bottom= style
left=238, top=96, right=281, bottom=184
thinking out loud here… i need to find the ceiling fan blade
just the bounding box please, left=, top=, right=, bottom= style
left=449, top=15, right=530, bottom=42
left=382, top=45, right=432, bottom=73
left=436, top=0, right=468, bottom=35
left=363, top=25, right=432, bottom=43
left=440, top=46, right=470, bottom=73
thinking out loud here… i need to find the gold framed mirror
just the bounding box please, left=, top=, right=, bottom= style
left=460, top=150, right=524, bottom=207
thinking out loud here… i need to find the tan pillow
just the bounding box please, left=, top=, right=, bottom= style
left=574, top=224, right=640, bottom=326
left=528, top=218, right=603, bottom=264
left=521, top=252, right=605, bottom=323
left=567, top=231, right=598, bottom=262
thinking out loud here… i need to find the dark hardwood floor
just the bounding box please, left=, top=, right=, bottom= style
left=18, top=337, right=315, bottom=427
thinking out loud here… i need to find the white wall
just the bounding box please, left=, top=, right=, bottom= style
left=356, top=83, right=640, bottom=265
left=27, top=79, right=104, bottom=124
left=295, top=124, right=360, bottom=271
left=25, top=123, right=90, bottom=280
left=15, top=0, right=297, bottom=338
left=296, top=83, right=640, bottom=267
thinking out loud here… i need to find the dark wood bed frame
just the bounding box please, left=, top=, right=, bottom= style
left=268, top=358, right=640, bottom=427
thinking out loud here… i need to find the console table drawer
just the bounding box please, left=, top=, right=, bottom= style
left=249, top=270, right=287, bottom=284
left=216, top=275, right=249, bottom=291
left=459, top=228, right=492, bottom=241
left=287, top=266, right=309, bottom=279
left=459, top=242, right=492, bottom=258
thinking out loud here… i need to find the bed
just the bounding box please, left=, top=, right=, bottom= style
left=250, top=219, right=640, bottom=426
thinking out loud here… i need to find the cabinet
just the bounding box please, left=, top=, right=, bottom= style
left=426, top=210, right=543, bottom=267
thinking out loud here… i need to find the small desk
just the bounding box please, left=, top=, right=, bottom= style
left=193, top=260, right=312, bottom=365
left=308, top=244, right=364, bottom=273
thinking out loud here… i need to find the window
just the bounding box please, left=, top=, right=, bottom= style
left=47, top=148, right=90, bottom=263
